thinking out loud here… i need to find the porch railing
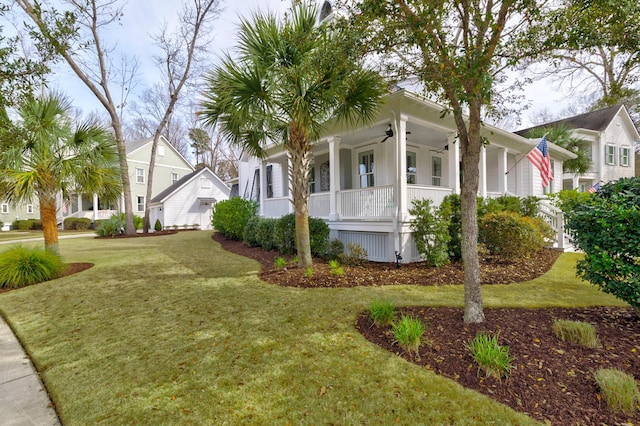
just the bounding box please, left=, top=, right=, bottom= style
left=339, top=185, right=395, bottom=219
left=538, top=200, right=566, bottom=250
left=309, top=193, right=330, bottom=218
left=407, top=185, right=453, bottom=207
left=263, top=197, right=290, bottom=218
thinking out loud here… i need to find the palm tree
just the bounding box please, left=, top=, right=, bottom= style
left=0, top=93, right=121, bottom=253
left=200, top=1, right=385, bottom=268
left=526, top=125, right=592, bottom=174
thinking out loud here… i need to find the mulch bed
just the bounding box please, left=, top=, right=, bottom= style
left=94, top=230, right=178, bottom=239
left=214, top=233, right=640, bottom=424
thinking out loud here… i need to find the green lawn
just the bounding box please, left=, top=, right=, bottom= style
left=0, top=232, right=626, bottom=425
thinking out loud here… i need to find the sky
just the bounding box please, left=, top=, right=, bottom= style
left=40, top=0, right=569, bottom=131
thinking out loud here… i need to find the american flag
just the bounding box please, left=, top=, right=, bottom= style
left=587, top=183, right=600, bottom=193
left=527, top=135, right=553, bottom=187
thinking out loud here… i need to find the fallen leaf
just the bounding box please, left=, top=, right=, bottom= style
left=318, top=386, right=326, bottom=397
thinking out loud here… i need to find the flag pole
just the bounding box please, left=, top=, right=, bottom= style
left=505, top=133, right=548, bottom=175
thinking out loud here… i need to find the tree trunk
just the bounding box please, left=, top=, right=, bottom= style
left=288, top=126, right=313, bottom=268
left=39, top=195, right=59, bottom=254
left=458, top=102, right=485, bottom=324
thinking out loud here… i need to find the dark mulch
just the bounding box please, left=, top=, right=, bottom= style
left=212, top=232, right=561, bottom=287
left=213, top=233, right=640, bottom=424
left=94, top=230, right=178, bottom=239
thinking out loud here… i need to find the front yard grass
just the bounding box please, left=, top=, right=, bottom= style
left=0, top=231, right=626, bottom=424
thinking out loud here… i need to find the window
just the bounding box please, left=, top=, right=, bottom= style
left=605, top=145, right=616, bottom=165
left=1, top=203, right=8, bottom=214
left=136, top=167, right=145, bottom=184
left=309, top=165, right=316, bottom=194
left=407, top=151, right=417, bottom=184
left=359, top=150, right=374, bottom=188
left=266, top=165, right=273, bottom=198
left=137, top=196, right=145, bottom=212
left=158, top=145, right=165, bottom=156
left=200, top=177, right=211, bottom=189
left=171, top=172, right=178, bottom=184
left=620, top=146, right=630, bottom=166
left=26, top=204, right=33, bottom=214
left=432, top=156, right=442, bottom=186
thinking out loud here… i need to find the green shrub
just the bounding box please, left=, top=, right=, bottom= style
left=274, top=257, right=287, bottom=270
left=479, top=211, right=550, bottom=259
left=243, top=216, right=261, bottom=247
left=594, top=368, right=640, bottom=414
left=410, top=198, right=451, bottom=267
left=212, top=198, right=258, bottom=240
left=440, top=194, right=463, bottom=260
left=274, top=214, right=296, bottom=254
left=63, top=217, right=92, bottom=230
left=13, top=219, right=43, bottom=230
left=328, top=260, right=344, bottom=276
left=96, top=216, right=124, bottom=237
left=303, top=267, right=313, bottom=278
left=368, top=299, right=395, bottom=327
left=0, top=220, right=3, bottom=229
left=337, top=242, right=368, bottom=267
left=255, top=218, right=277, bottom=251
left=520, top=196, right=541, bottom=217
left=548, top=189, right=595, bottom=214
left=566, top=177, right=640, bottom=312
left=0, top=246, right=65, bottom=288
left=552, top=319, right=600, bottom=348
left=309, top=217, right=329, bottom=257
left=392, top=315, right=426, bottom=357
left=467, top=332, right=513, bottom=381
left=154, top=219, right=162, bottom=232
left=324, top=238, right=344, bottom=260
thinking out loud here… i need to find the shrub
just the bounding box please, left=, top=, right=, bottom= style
left=392, top=315, right=426, bottom=357
left=467, top=332, right=513, bottom=381
left=0, top=246, right=65, bottom=289
left=324, top=238, right=344, bottom=260
left=552, top=319, right=600, bottom=348
left=95, top=216, right=124, bottom=237
left=368, top=299, right=395, bottom=327
left=565, top=177, right=640, bottom=313
left=328, top=260, right=344, bottom=276
left=154, top=219, right=162, bottom=232
left=274, top=214, right=296, bottom=254
left=440, top=194, right=463, bottom=260
left=0, top=220, right=3, bottom=229
left=212, top=198, right=258, bottom=240
left=13, top=219, right=43, bottom=230
left=309, top=217, right=330, bottom=257
left=243, top=216, right=261, bottom=247
left=274, top=257, right=287, bottom=270
left=594, top=368, right=640, bottom=414
left=255, top=218, right=277, bottom=251
left=63, top=217, right=92, bottom=230
left=548, top=189, right=595, bottom=214
left=410, top=198, right=451, bottom=267
left=479, top=211, right=549, bottom=259
left=337, top=242, right=368, bottom=267
left=303, top=267, right=313, bottom=278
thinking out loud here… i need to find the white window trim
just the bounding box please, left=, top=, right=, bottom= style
left=620, top=146, right=630, bottom=167
left=171, top=172, right=179, bottom=184
left=136, top=196, right=145, bottom=212
left=136, top=167, right=145, bottom=184
left=200, top=177, right=211, bottom=189
left=1, top=203, right=8, bottom=214
left=358, top=150, right=375, bottom=188
left=431, top=155, right=442, bottom=187
left=605, top=144, right=616, bottom=165
left=407, top=151, right=417, bottom=184
left=26, top=204, right=34, bottom=214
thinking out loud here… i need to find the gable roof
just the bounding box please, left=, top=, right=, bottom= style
left=125, top=135, right=194, bottom=171
left=515, top=104, right=624, bottom=136
left=150, top=166, right=230, bottom=204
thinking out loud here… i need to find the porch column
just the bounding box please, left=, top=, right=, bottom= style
left=447, top=133, right=460, bottom=194
left=396, top=114, right=409, bottom=221
left=497, top=148, right=508, bottom=194
left=92, top=193, right=99, bottom=222
left=572, top=175, right=579, bottom=190
left=259, top=160, right=267, bottom=217
left=479, top=145, right=487, bottom=197
left=328, top=136, right=341, bottom=221
left=287, top=157, right=294, bottom=213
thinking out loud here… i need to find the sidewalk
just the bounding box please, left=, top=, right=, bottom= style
left=0, top=232, right=95, bottom=245
left=0, top=316, right=60, bottom=425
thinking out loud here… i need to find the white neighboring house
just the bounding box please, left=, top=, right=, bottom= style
left=238, top=89, right=576, bottom=262
left=149, top=166, right=231, bottom=230
left=516, top=104, right=639, bottom=191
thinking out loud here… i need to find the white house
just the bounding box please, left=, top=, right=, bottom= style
left=516, top=104, right=639, bottom=192
left=238, top=89, right=576, bottom=262
left=149, top=166, right=231, bottom=230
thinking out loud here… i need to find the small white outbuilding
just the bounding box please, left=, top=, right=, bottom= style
left=149, top=166, right=230, bottom=231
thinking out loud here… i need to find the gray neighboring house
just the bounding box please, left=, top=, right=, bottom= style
left=149, top=166, right=231, bottom=230
left=516, top=104, right=639, bottom=191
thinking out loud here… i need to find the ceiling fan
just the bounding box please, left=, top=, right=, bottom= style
left=380, top=124, right=411, bottom=143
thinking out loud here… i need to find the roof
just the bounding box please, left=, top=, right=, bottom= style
left=125, top=137, right=154, bottom=154
left=150, top=166, right=230, bottom=204
left=516, top=104, right=624, bottom=136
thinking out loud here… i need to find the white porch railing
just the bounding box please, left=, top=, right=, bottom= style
left=263, top=197, right=290, bottom=218
left=309, top=193, right=330, bottom=218
left=538, top=201, right=566, bottom=250
left=407, top=185, right=453, bottom=207
left=339, top=185, right=395, bottom=219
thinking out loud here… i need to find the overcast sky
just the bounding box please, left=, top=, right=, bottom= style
left=41, top=0, right=568, bottom=130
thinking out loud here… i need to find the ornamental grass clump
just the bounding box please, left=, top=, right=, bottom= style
left=368, top=299, right=395, bottom=327
left=552, top=319, right=600, bottom=348
left=594, top=368, right=640, bottom=414
left=467, top=332, right=513, bottom=381
left=274, top=257, right=287, bottom=271
left=328, top=260, right=344, bottom=276
left=392, top=315, right=426, bottom=357
left=0, top=246, right=65, bottom=289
